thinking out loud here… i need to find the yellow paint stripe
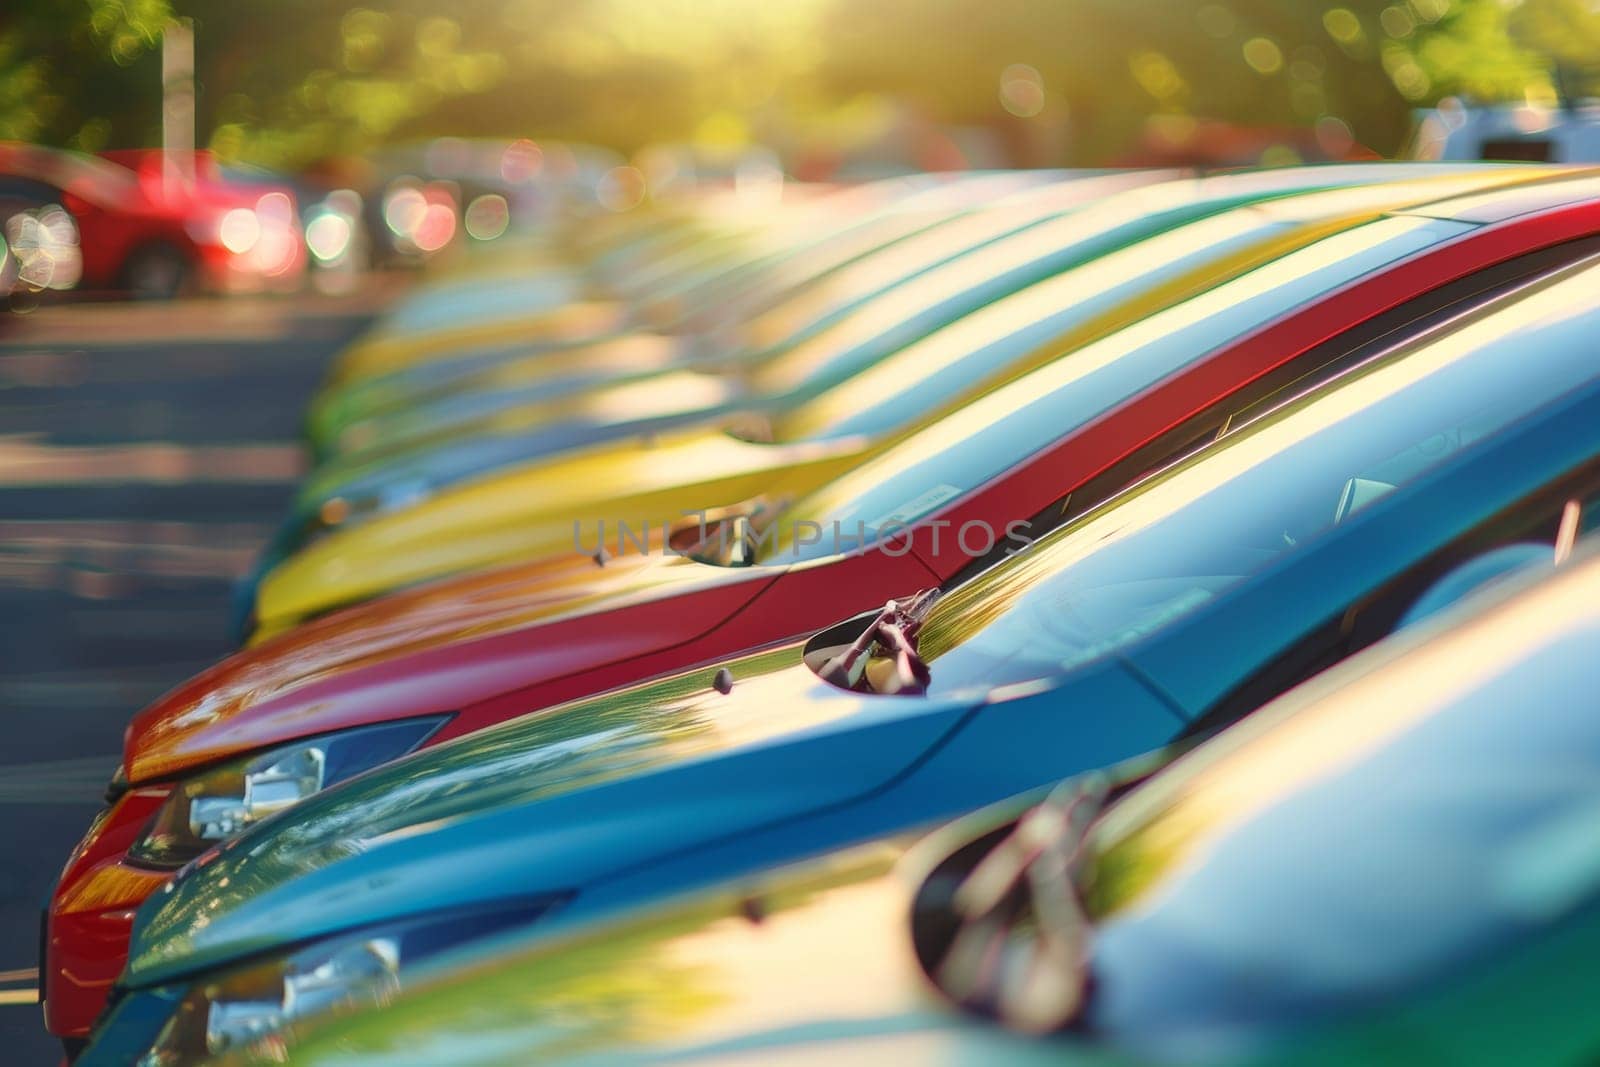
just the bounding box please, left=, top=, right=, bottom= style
left=0, top=988, right=38, bottom=1005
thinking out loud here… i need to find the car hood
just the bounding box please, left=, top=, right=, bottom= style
left=332, top=298, right=630, bottom=385
left=125, top=648, right=983, bottom=986
left=334, top=363, right=746, bottom=463
left=313, top=331, right=695, bottom=450
left=294, top=369, right=750, bottom=518
left=229, top=835, right=1113, bottom=1067
left=252, top=428, right=866, bottom=638
left=127, top=551, right=774, bottom=782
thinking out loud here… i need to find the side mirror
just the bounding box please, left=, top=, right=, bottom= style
left=1333, top=476, right=1397, bottom=524
left=665, top=502, right=763, bottom=566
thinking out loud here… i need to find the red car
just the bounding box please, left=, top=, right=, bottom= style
left=0, top=143, right=304, bottom=298
left=43, top=175, right=1600, bottom=1042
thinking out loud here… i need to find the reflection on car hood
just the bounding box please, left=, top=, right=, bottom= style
left=242, top=836, right=1102, bottom=1067
left=297, top=369, right=749, bottom=516
left=323, top=334, right=696, bottom=452
left=125, top=551, right=772, bottom=782
left=334, top=299, right=629, bottom=384
left=252, top=428, right=864, bottom=637
left=125, top=646, right=980, bottom=986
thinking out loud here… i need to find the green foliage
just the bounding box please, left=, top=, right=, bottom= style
left=1511, top=0, right=1600, bottom=100
left=1404, top=0, right=1556, bottom=103
left=0, top=0, right=1594, bottom=170
left=0, top=0, right=172, bottom=145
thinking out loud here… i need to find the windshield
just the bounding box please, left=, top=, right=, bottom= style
left=748, top=165, right=1515, bottom=426
left=734, top=175, right=1042, bottom=284
left=745, top=176, right=1251, bottom=401
left=742, top=179, right=1103, bottom=352
left=757, top=213, right=1470, bottom=563
left=898, top=255, right=1600, bottom=699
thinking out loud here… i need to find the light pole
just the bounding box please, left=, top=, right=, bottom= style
left=161, top=17, right=195, bottom=195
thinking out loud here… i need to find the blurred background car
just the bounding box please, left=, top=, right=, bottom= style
left=1410, top=93, right=1600, bottom=163
left=0, top=143, right=306, bottom=299
left=242, top=165, right=1560, bottom=640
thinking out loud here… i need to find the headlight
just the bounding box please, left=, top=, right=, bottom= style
left=127, top=717, right=449, bottom=869
left=134, top=902, right=562, bottom=1065
left=218, top=208, right=262, bottom=255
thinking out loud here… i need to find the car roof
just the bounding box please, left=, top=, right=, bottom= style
left=1397, top=169, right=1600, bottom=223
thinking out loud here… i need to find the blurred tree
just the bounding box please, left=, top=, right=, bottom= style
left=179, top=0, right=540, bottom=168
left=1509, top=0, right=1600, bottom=101
left=814, top=0, right=1422, bottom=163
left=0, top=0, right=1595, bottom=171
left=1401, top=0, right=1558, bottom=104
left=0, top=0, right=171, bottom=146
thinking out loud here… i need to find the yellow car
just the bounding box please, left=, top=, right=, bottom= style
left=243, top=166, right=1569, bottom=641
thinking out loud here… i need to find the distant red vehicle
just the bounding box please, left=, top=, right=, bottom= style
left=0, top=142, right=304, bottom=298
left=1113, top=116, right=1382, bottom=168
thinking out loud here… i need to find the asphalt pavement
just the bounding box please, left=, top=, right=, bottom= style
left=0, top=284, right=398, bottom=1064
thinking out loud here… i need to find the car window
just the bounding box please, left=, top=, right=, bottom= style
left=747, top=177, right=1249, bottom=400
left=757, top=214, right=1473, bottom=564
left=906, top=254, right=1600, bottom=699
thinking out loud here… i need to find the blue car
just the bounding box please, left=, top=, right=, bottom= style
left=212, top=533, right=1600, bottom=1067
left=86, top=247, right=1600, bottom=1064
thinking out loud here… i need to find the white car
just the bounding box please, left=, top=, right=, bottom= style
left=1410, top=100, right=1600, bottom=162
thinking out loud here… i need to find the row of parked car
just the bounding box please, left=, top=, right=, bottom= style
left=44, top=161, right=1600, bottom=1065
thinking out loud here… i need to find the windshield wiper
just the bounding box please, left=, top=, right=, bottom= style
left=817, top=588, right=939, bottom=695
left=915, top=773, right=1107, bottom=1033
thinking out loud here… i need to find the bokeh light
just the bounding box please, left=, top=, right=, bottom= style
left=463, top=193, right=509, bottom=241
left=499, top=139, right=543, bottom=183
left=596, top=166, right=647, bottom=212
left=1242, top=37, right=1284, bottom=75
left=217, top=207, right=261, bottom=255
left=4, top=205, right=82, bottom=292
left=999, top=64, right=1046, bottom=118
left=305, top=212, right=353, bottom=263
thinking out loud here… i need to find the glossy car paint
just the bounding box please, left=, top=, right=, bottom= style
left=310, top=176, right=1078, bottom=440
left=255, top=176, right=1184, bottom=625
left=312, top=175, right=1146, bottom=459
left=590, top=171, right=1067, bottom=322
left=87, top=257, right=1600, bottom=1065
left=325, top=170, right=1054, bottom=387
left=291, top=166, right=1531, bottom=522
left=246, top=165, right=1559, bottom=637
left=218, top=545, right=1600, bottom=1067
left=296, top=177, right=1127, bottom=482
left=43, top=180, right=1600, bottom=1037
